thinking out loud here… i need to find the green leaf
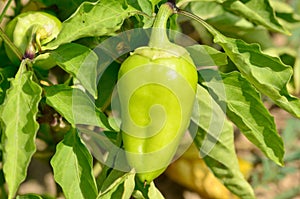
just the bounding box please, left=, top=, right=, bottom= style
left=271, top=0, right=300, bottom=23
left=0, top=61, right=42, bottom=199
left=96, top=61, right=120, bottom=110
left=189, top=1, right=226, bottom=20
left=39, top=0, right=97, bottom=20
left=137, top=0, right=152, bottom=16
left=0, top=66, right=17, bottom=105
left=0, top=170, right=7, bottom=199
left=49, top=43, right=98, bottom=98
left=131, top=181, right=164, bottom=199
left=148, top=182, right=164, bottom=199
left=51, top=128, right=98, bottom=199
left=201, top=69, right=284, bottom=165
left=0, top=42, right=14, bottom=67
left=186, top=44, right=228, bottom=67
left=192, top=85, right=255, bottom=199
left=150, top=0, right=161, bottom=7
left=196, top=18, right=300, bottom=118
left=188, top=1, right=273, bottom=49
left=16, top=194, right=43, bottom=199
left=136, top=0, right=155, bottom=28
left=97, top=170, right=135, bottom=199
left=222, top=0, right=290, bottom=34
left=44, top=84, right=112, bottom=130
left=189, top=0, right=254, bottom=33
left=45, top=0, right=137, bottom=49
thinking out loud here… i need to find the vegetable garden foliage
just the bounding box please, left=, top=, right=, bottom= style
left=0, top=0, right=299, bottom=198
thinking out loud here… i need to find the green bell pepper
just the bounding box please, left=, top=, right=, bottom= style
left=117, top=2, right=198, bottom=184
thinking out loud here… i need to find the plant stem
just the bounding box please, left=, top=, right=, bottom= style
left=148, top=2, right=175, bottom=48
left=177, top=9, right=210, bottom=31
left=0, top=0, right=13, bottom=23
left=0, top=27, right=23, bottom=60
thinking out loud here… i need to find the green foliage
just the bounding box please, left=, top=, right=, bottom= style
left=44, top=84, right=112, bottom=129
left=0, top=0, right=299, bottom=198
left=97, top=170, right=135, bottom=199
left=193, top=85, right=255, bottom=198
left=44, top=43, right=99, bottom=97
left=51, top=128, right=98, bottom=199
left=44, top=0, right=138, bottom=49
left=0, top=61, right=42, bottom=199
left=201, top=70, right=284, bottom=165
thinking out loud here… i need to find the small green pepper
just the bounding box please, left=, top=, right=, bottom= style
left=4, top=11, right=61, bottom=66
left=117, top=3, right=198, bottom=184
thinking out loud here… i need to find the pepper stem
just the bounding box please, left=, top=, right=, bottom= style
left=148, top=2, right=176, bottom=48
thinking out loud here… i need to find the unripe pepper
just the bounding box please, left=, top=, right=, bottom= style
left=117, top=3, right=198, bottom=184
left=4, top=11, right=61, bottom=66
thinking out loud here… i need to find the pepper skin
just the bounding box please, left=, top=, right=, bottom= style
left=4, top=11, right=61, bottom=65
left=117, top=2, right=198, bottom=184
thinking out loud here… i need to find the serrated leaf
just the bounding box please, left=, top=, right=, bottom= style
left=196, top=18, right=300, bottom=118
left=201, top=69, right=284, bottom=165
left=222, top=0, right=290, bottom=34
left=0, top=62, right=42, bottom=199
left=189, top=1, right=273, bottom=49
left=186, top=44, right=228, bottom=67
left=97, top=170, right=135, bottom=199
left=192, top=85, right=255, bottom=199
left=271, top=0, right=300, bottom=23
left=49, top=43, right=98, bottom=98
left=44, top=84, right=112, bottom=130
left=45, top=0, right=137, bottom=49
left=51, top=129, right=98, bottom=199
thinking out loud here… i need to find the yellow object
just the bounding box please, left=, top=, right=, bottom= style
left=165, top=145, right=253, bottom=199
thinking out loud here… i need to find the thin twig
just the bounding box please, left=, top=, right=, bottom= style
left=0, top=27, right=23, bottom=60
left=176, top=8, right=213, bottom=33
left=0, top=0, right=13, bottom=23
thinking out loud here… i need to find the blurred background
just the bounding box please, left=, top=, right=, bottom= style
left=1, top=0, right=300, bottom=199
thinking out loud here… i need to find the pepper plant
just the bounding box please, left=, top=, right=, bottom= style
left=0, top=0, right=299, bottom=199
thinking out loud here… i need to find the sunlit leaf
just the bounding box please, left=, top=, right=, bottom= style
left=192, top=85, right=255, bottom=199
left=186, top=44, right=228, bottom=67
left=45, top=84, right=112, bottom=130
left=49, top=43, right=98, bottom=98
left=0, top=61, right=42, bottom=199
left=97, top=170, right=135, bottom=199
left=195, top=17, right=300, bottom=118
left=201, top=69, right=284, bottom=165
left=51, top=129, right=98, bottom=199
left=45, top=0, right=137, bottom=49
left=222, top=0, right=289, bottom=34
